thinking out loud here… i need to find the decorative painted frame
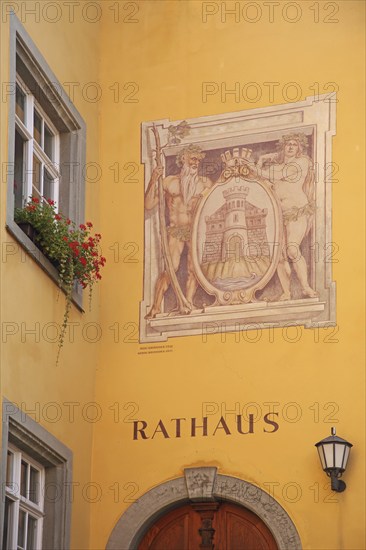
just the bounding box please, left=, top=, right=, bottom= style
left=190, top=175, right=283, bottom=305
left=140, top=95, right=336, bottom=342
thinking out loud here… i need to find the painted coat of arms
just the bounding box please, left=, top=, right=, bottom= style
left=140, top=97, right=336, bottom=342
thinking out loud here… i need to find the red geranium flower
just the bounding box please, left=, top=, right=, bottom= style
left=79, top=224, right=87, bottom=230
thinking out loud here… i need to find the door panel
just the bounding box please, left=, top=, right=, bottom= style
left=138, top=501, right=278, bottom=550
left=149, top=514, right=188, bottom=550
left=138, top=505, right=201, bottom=550
left=215, top=503, right=278, bottom=550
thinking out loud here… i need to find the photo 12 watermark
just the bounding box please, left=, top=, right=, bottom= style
left=201, top=2, right=340, bottom=24
left=1, top=1, right=141, bottom=24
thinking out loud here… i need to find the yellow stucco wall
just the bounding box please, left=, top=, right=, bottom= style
left=93, top=1, right=365, bottom=549
left=0, top=1, right=364, bottom=549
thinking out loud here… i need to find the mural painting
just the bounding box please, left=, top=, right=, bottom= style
left=141, top=97, right=336, bottom=342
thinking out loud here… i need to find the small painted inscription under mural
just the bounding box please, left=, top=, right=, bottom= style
left=137, top=344, right=174, bottom=355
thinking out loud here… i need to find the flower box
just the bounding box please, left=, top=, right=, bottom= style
left=14, top=198, right=106, bottom=364
left=17, top=221, right=36, bottom=241
left=17, top=221, right=61, bottom=270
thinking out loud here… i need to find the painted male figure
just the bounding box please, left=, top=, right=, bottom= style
left=255, top=133, right=317, bottom=300
left=145, top=145, right=213, bottom=319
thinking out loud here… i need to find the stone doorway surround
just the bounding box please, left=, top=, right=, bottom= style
left=106, top=467, right=302, bottom=549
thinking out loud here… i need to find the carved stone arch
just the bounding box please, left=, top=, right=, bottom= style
left=106, top=468, right=302, bottom=550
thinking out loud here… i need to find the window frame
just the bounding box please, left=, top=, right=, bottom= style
left=1, top=399, right=73, bottom=549
left=4, top=445, right=45, bottom=549
left=6, top=13, right=86, bottom=308
left=15, top=75, right=61, bottom=210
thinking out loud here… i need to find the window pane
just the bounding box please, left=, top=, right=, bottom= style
left=20, top=461, right=28, bottom=497
left=32, top=156, right=42, bottom=197
left=6, top=451, right=14, bottom=487
left=17, top=509, right=26, bottom=549
left=26, top=516, right=37, bottom=550
left=2, top=497, right=13, bottom=549
left=16, top=85, right=26, bottom=122
left=43, top=168, right=54, bottom=202
left=33, top=110, right=42, bottom=145
left=14, top=130, right=26, bottom=209
left=29, top=467, right=40, bottom=504
left=44, top=124, right=53, bottom=160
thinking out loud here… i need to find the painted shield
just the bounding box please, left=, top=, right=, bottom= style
left=191, top=173, right=283, bottom=305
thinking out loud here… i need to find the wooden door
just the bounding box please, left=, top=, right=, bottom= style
left=138, top=501, right=278, bottom=550
left=214, top=503, right=278, bottom=550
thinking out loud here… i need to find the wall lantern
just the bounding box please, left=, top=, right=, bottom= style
left=315, top=427, right=353, bottom=492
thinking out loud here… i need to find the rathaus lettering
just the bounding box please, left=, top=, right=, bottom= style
left=132, top=414, right=279, bottom=440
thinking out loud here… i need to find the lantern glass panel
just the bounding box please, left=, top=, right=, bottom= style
left=335, top=442, right=347, bottom=470
left=323, top=443, right=334, bottom=469
left=343, top=446, right=350, bottom=469
left=317, top=446, right=326, bottom=470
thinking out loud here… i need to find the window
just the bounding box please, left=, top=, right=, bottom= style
left=3, top=447, right=44, bottom=549
left=1, top=399, right=72, bottom=549
left=7, top=14, right=86, bottom=305
left=14, top=78, right=60, bottom=210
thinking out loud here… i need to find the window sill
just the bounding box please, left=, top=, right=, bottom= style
left=6, top=220, right=84, bottom=312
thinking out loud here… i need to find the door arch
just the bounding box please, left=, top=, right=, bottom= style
left=106, top=468, right=301, bottom=550
left=225, top=234, right=244, bottom=261
left=138, top=501, right=278, bottom=550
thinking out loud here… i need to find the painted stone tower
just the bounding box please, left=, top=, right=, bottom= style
left=202, top=186, right=270, bottom=264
